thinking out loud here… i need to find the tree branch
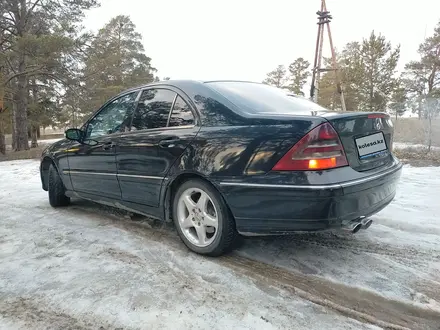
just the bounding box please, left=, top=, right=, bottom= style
left=24, top=0, right=42, bottom=27
left=1, top=26, right=17, bottom=36
left=5, top=57, right=17, bottom=74
left=7, top=12, right=17, bottom=25
left=3, top=65, right=46, bottom=86
left=1, top=15, right=15, bottom=24
left=28, top=0, right=42, bottom=13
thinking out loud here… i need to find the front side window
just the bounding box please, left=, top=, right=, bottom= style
left=131, top=89, right=176, bottom=130
left=168, top=96, right=194, bottom=127
left=86, top=92, right=137, bottom=138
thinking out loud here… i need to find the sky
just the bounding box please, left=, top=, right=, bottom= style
left=83, top=0, right=440, bottom=88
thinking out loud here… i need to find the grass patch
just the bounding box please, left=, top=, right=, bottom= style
left=393, top=118, right=440, bottom=147
left=0, top=146, right=44, bottom=162
left=394, top=146, right=440, bottom=167
left=38, top=133, right=64, bottom=140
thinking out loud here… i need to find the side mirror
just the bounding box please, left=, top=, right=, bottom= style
left=65, top=128, right=84, bottom=142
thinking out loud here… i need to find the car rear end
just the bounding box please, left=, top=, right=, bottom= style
left=205, top=81, right=402, bottom=235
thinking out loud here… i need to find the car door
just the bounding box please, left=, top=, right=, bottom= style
left=115, top=87, right=200, bottom=207
left=67, top=91, right=139, bottom=200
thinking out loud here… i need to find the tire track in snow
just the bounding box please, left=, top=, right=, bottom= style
left=0, top=296, right=121, bottom=330
left=220, top=255, right=440, bottom=330
left=14, top=200, right=440, bottom=330
left=66, top=204, right=439, bottom=330
left=259, top=232, right=440, bottom=264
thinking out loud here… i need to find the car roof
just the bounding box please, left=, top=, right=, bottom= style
left=118, top=79, right=265, bottom=95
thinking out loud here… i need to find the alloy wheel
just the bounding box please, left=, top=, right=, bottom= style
left=176, top=188, right=219, bottom=247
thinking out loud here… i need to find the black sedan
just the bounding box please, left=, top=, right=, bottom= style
left=40, top=80, right=402, bottom=256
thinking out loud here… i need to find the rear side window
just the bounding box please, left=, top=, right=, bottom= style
left=206, top=82, right=328, bottom=114
left=131, top=89, right=176, bottom=130
left=168, top=96, right=194, bottom=127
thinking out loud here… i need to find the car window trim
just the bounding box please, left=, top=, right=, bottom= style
left=167, top=94, right=196, bottom=129
left=141, top=83, right=201, bottom=119
left=120, top=124, right=196, bottom=138
left=166, top=94, right=178, bottom=127
left=130, top=87, right=198, bottom=133
left=127, top=89, right=144, bottom=130
left=82, top=89, right=140, bottom=136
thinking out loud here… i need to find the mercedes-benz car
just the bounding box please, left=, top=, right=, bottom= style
left=40, top=80, right=402, bottom=256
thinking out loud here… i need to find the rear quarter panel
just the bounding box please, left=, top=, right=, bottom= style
left=165, top=82, right=327, bottom=179
left=165, top=120, right=324, bottom=180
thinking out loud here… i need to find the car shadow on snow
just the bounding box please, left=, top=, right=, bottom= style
left=65, top=197, right=407, bottom=266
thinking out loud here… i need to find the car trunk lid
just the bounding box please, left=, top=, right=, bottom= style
left=318, top=111, right=394, bottom=172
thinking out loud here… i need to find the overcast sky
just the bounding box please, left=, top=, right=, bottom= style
left=83, top=0, right=440, bottom=86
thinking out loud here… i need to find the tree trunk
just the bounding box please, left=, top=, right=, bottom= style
left=11, top=101, right=17, bottom=149
left=30, top=78, right=38, bottom=148
left=37, top=126, right=41, bottom=138
left=31, top=124, right=38, bottom=148
left=0, top=119, right=5, bottom=155
left=427, top=116, right=432, bottom=152
left=14, top=58, right=30, bottom=151
left=13, top=0, right=30, bottom=152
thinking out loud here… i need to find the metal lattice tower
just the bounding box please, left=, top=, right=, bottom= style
left=310, top=0, right=346, bottom=111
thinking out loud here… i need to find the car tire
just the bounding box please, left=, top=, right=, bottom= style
left=172, top=179, right=236, bottom=256
left=48, top=164, right=70, bottom=207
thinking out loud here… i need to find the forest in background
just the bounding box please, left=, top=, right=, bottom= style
left=0, top=0, right=159, bottom=154
left=1, top=0, right=439, bottom=155
left=264, top=26, right=440, bottom=119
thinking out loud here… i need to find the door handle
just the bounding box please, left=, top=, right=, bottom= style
left=158, top=137, right=180, bottom=148
left=102, top=142, right=116, bottom=150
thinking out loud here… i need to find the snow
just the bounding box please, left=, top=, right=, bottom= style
left=238, top=165, right=440, bottom=312
left=0, top=160, right=378, bottom=330
left=1, top=160, right=440, bottom=329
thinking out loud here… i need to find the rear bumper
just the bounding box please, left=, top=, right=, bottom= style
left=216, top=161, right=403, bottom=235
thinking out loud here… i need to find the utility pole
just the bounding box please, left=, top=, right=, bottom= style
left=310, top=0, right=346, bottom=111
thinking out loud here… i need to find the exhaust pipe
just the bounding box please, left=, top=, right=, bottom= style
left=342, top=222, right=363, bottom=234
left=352, top=223, right=362, bottom=233
left=361, top=219, right=373, bottom=230
left=342, top=218, right=373, bottom=233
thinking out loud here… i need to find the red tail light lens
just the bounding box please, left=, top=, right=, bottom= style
left=272, top=122, right=348, bottom=171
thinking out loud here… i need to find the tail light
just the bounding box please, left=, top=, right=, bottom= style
left=272, top=122, right=348, bottom=171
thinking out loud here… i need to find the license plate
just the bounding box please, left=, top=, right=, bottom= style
left=355, top=132, right=387, bottom=159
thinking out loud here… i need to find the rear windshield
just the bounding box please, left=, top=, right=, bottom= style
left=205, top=81, right=328, bottom=114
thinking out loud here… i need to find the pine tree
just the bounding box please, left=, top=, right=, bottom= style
left=317, top=33, right=400, bottom=112
left=389, top=82, right=407, bottom=120
left=402, top=20, right=440, bottom=119
left=262, top=65, right=287, bottom=88
left=286, top=57, right=310, bottom=96
left=358, top=32, right=400, bottom=112
left=0, top=0, right=99, bottom=151
left=83, top=15, right=156, bottom=114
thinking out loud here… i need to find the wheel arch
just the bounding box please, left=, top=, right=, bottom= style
left=40, top=156, right=59, bottom=191
left=162, top=172, right=228, bottom=223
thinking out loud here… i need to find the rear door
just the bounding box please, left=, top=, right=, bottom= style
left=115, top=87, right=199, bottom=207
